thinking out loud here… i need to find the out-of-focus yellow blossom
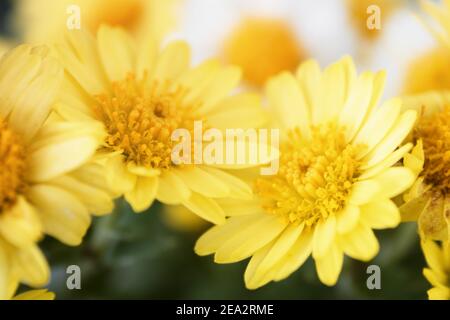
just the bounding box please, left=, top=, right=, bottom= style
left=401, top=91, right=450, bottom=241
left=53, top=25, right=270, bottom=224
left=223, top=17, right=306, bottom=88
left=14, top=0, right=178, bottom=44
left=421, top=0, right=450, bottom=48
left=0, top=45, right=112, bottom=296
left=421, top=240, right=450, bottom=300
left=163, top=205, right=208, bottom=232
left=346, top=0, right=403, bottom=41
left=196, top=57, right=417, bottom=289
left=403, top=46, right=450, bottom=95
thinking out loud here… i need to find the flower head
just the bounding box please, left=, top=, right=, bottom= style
left=54, top=26, right=269, bottom=223
left=421, top=240, right=450, bottom=300
left=401, top=92, right=450, bottom=241
left=403, top=46, right=450, bottom=95
left=14, top=0, right=178, bottom=43
left=0, top=44, right=111, bottom=296
left=222, top=17, right=306, bottom=88
left=196, top=57, right=417, bottom=289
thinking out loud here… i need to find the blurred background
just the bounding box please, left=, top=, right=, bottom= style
left=0, top=0, right=440, bottom=299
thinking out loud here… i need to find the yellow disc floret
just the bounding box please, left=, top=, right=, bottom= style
left=255, top=124, right=364, bottom=226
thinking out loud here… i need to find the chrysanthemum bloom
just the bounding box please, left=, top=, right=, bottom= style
left=54, top=26, right=269, bottom=223
left=345, top=0, right=403, bottom=41
left=403, top=46, right=450, bottom=95
left=196, top=57, right=417, bottom=289
left=401, top=92, right=450, bottom=241
left=1, top=278, right=54, bottom=300
left=421, top=240, right=450, bottom=300
left=14, top=0, right=178, bottom=44
left=222, top=17, right=306, bottom=88
left=0, top=45, right=110, bottom=294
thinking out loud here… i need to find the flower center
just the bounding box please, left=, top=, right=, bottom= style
left=0, top=117, right=27, bottom=211
left=414, top=106, right=450, bottom=194
left=223, top=17, right=305, bottom=87
left=93, top=73, right=196, bottom=169
left=254, top=124, right=363, bottom=226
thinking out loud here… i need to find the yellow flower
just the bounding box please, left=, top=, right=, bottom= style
left=345, top=0, right=403, bottom=41
left=421, top=240, right=450, bottom=300
left=0, top=44, right=110, bottom=295
left=222, top=17, right=306, bottom=88
left=401, top=91, right=450, bottom=241
left=421, top=0, right=450, bottom=48
left=195, top=57, right=417, bottom=289
left=14, top=0, right=178, bottom=43
left=403, top=46, right=450, bottom=95
left=54, top=26, right=268, bottom=224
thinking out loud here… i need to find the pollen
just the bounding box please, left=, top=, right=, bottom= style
left=0, top=117, right=27, bottom=211
left=414, top=106, right=450, bottom=193
left=254, top=124, right=363, bottom=226
left=223, top=17, right=306, bottom=87
left=93, top=73, right=196, bottom=169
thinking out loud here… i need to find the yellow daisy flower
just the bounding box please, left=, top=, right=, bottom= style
left=0, top=44, right=109, bottom=292
left=403, top=46, right=450, bottom=95
left=421, top=240, right=450, bottom=300
left=53, top=26, right=268, bottom=224
left=195, top=57, right=417, bottom=289
left=345, top=0, right=403, bottom=41
left=14, top=0, right=178, bottom=44
left=222, top=17, right=306, bottom=88
left=401, top=91, right=450, bottom=241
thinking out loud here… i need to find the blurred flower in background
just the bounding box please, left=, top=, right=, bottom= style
left=13, top=0, right=179, bottom=43
left=222, top=17, right=307, bottom=88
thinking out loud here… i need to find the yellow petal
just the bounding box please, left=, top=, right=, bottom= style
left=124, top=177, right=158, bottom=213
left=214, top=215, right=287, bottom=263
left=27, top=122, right=103, bottom=182
left=26, top=184, right=91, bottom=246
left=195, top=215, right=258, bottom=256
left=13, top=289, right=55, bottom=300
left=200, top=167, right=252, bottom=200
left=339, top=223, right=379, bottom=261
left=363, top=110, right=417, bottom=168
left=348, top=180, right=380, bottom=205
left=104, top=154, right=137, bottom=194
left=0, top=197, right=41, bottom=248
left=266, top=72, right=310, bottom=135
left=273, top=227, right=313, bottom=281
left=360, top=199, right=400, bottom=229
left=372, top=167, right=415, bottom=198
left=14, top=244, right=49, bottom=287
left=156, top=170, right=191, bottom=205
left=314, top=242, right=343, bottom=286
left=337, top=205, right=360, bottom=234
left=252, top=223, right=305, bottom=281
left=50, top=175, right=114, bottom=216
left=97, top=25, right=135, bottom=82
left=181, top=192, right=225, bottom=225
left=151, top=41, right=190, bottom=81
left=313, top=214, right=336, bottom=258
left=174, top=167, right=230, bottom=198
